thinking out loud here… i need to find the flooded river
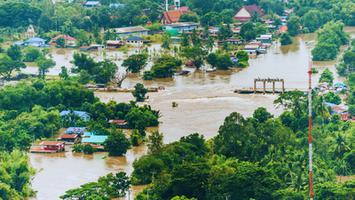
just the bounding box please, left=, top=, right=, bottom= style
left=29, top=27, right=355, bottom=200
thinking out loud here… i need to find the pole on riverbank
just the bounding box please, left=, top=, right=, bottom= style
left=308, top=60, right=314, bottom=200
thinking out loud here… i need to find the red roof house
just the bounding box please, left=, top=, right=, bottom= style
left=161, top=7, right=190, bottom=24
left=59, top=134, right=79, bottom=143
left=41, top=141, right=65, bottom=150
left=50, top=34, right=77, bottom=47
left=234, top=5, right=264, bottom=22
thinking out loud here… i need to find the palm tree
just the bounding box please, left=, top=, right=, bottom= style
left=333, top=133, right=351, bottom=158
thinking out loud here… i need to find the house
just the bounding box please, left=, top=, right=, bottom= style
left=220, top=38, right=244, bottom=45
left=83, top=1, right=101, bottom=7
left=163, top=22, right=199, bottom=33
left=60, top=111, right=90, bottom=121
left=109, top=3, right=124, bottom=8
left=65, top=127, right=86, bottom=135
left=24, top=25, right=36, bottom=39
left=23, top=37, right=48, bottom=47
left=126, top=36, right=145, bottom=46
left=161, top=7, right=190, bottom=24
left=278, top=26, right=288, bottom=34
left=109, top=119, right=128, bottom=128
left=113, top=26, right=148, bottom=38
left=234, top=5, right=264, bottom=22
left=256, top=34, right=272, bottom=45
left=50, top=34, right=77, bottom=47
left=82, top=132, right=108, bottom=145
left=36, top=141, right=65, bottom=153
left=244, top=44, right=261, bottom=56
left=59, top=134, right=79, bottom=143
left=79, top=44, right=104, bottom=51
left=106, top=40, right=125, bottom=49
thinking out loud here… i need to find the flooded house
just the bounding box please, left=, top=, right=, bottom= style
left=106, top=40, right=125, bottom=49
left=31, top=141, right=65, bottom=153
left=50, top=34, right=77, bottom=47
left=113, top=26, right=148, bottom=38
left=59, top=134, right=79, bottom=143
left=81, top=132, right=108, bottom=146
left=163, top=22, right=199, bottom=33
left=256, top=34, right=273, bottom=45
left=109, top=119, right=128, bottom=128
left=126, top=36, right=145, bottom=46
left=244, top=44, right=261, bottom=56
left=17, top=37, right=48, bottom=47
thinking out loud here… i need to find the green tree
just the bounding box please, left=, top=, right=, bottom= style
left=147, top=131, right=164, bottom=154
left=122, top=54, right=148, bottom=73
left=287, top=15, right=301, bottom=36
left=280, top=32, right=293, bottom=45
left=323, top=92, right=341, bottom=105
left=6, top=45, right=22, bottom=61
left=162, top=33, right=171, bottom=50
left=24, top=47, right=42, bottom=62
left=59, top=66, right=69, bottom=80
left=56, top=37, right=66, bottom=48
left=0, top=56, right=26, bottom=79
left=319, top=68, right=334, bottom=85
left=37, top=57, right=56, bottom=79
left=240, top=22, right=257, bottom=41
left=181, top=46, right=206, bottom=68
left=132, top=83, right=148, bottom=102
left=104, top=129, right=131, bottom=156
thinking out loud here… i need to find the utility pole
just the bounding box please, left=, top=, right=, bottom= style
left=165, top=0, right=169, bottom=11
left=308, top=60, right=314, bottom=200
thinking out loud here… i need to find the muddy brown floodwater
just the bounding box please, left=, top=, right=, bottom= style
left=29, top=27, right=355, bottom=200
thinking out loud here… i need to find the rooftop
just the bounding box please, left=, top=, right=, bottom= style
left=40, top=141, right=64, bottom=146
left=127, top=36, right=144, bottom=41
left=82, top=135, right=108, bottom=144
left=114, top=26, right=148, bottom=34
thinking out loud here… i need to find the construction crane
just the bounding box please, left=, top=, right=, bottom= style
left=308, top=60, right=314, bottom=200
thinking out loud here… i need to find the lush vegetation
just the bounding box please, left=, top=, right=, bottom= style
left=312, top=21, right=349, bottom=61
left=61, top=172, right=130, bottom=200
left=131, top=92, right=354, bottom=199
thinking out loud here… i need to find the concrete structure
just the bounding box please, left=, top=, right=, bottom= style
left=126, top=36, right=145, bottom=46
left=254, top=78, right=285, bottom=94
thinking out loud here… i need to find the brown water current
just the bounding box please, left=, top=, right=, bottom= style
left=29, top=27, right=355, bottom=200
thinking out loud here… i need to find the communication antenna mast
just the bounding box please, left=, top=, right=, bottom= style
left=308, top=60, right=314, bottom=200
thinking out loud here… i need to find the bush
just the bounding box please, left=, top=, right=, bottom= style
left=23, top=47, right=42, bottom=62
left=280, top=32, right=293, bottom=45
left=323, top=92, right=341, bottom=105
left=83, top=144, right=95, bottom=154
left=104, top=130, right=131, bottom=156
left=319, top=68, right=334, bottom=85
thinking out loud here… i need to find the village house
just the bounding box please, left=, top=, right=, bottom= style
left=109, top=119, right=128, bottom=128
left=163, top=22, right=199, bottom=33
left=82, top=132, right=108, bottom=145
left=50, top=34, right=77, bottom=47
left=30, top=141, right=65, bottom=153
left=59, top=134, right=79, bottom=143
left=244, top=44, right=261, bottom=56
left=256, top=34, right=272, bottom=45
left=83, top=1, right=101, bottom=8
left=161, top=6, right=190, bottom=24
left=24, top=25, right=36, bottom=39
left=113, top=26, right=148, bottom=38
left=23, top=37, right=48, bottom=47
left=220, top=38, right=244, bottom=45
left=234, top=5, right=264, bottom=22
left=60, top=110, right=91, bottom=121
left=79, top=44, right=105, bottom=51
left=65, top=127, right=86, bottom=135
left=126, top=36, right=145, bottom=46
left=106, top=40, right=125, bottom=49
